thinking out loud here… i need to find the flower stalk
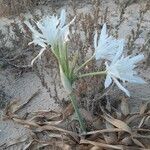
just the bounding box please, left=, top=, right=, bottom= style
left=78, top=71, right=106, bottom=78
left=75, top=55, right=94, bottom=73
left=69, top=93, right=86, bottom=133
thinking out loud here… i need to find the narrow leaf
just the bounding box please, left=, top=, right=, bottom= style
left=59, top=65, right=72, bottom=94
left=140, top=101, right=150, bottom=115
left=132, top=138, right=145, bottom=148
left=121, top=98, right=129, bottom=116
left=103, top=114, right=132, bottom=134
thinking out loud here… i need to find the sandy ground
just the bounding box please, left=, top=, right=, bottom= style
left=0, top=0, right=150, bottom=147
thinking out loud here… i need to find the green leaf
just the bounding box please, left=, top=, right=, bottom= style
left=59, top=65, right=72, bottom=94
left=69, top=51, right=78, bottom=78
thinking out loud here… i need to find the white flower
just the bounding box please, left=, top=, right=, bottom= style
left=94, top=24, right=124, bottom=61
left=25, top=9, right=75, bottom=65
left=105, top=54, right=146, bottom=96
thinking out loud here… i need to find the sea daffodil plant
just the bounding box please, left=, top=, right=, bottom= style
left=25, top=10, right=146, bottom=133
left=25, top=9, right=85, bottom=132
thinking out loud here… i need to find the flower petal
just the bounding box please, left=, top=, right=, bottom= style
left=127, top=76, right=146, bottom=84
left=112, top=39, right=124, bottom=63
left=25, top=21, right=43, bottom=38
left=31, top=48, right=46, bottom=65
left=29, top=37, right=47, bottom=47
left=113, top=77, right=130, bottom=97
left=107, top=52, right=145, bottom=85
left=105, top=75, right=112, bottom=88
left=129, top=54, right=144, bottom=66
left=59, top=9, right=66, bottom=27
left=94, top=23, right=124, bottom=61
left=94, top=31, right=98, bottom=49
left=99, top=23, right=107, bottom=42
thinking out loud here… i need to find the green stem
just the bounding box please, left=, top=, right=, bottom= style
left=69, top=93, right=86, bottom=133
left=75, top=55, right=94, bottom=73
left=79, top=71, right=106, bottom=78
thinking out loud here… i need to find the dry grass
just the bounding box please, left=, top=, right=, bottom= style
left=0, top=0, right=33, bottom=17
left=1, top=94, right=150, bottom=149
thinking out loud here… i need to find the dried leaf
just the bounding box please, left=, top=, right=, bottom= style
left=138, top=116, right=146, bottom=128
left=28, top=115, right=63, bottom=126
left=12, top=117, right=40, bottom=127
left=90, top=146, right=103, bottom=150
left=121, top=98, right=129, bottom=116
left=32, top=110, right=62, bottom=120
left=80, top=139, right=123, bottom=150
left=135, top=128, right=150, bottom=133
left=31, top=140, right=55, bottom=149
left=35, top=139, right=72, bottom=150
left=140, top=101, right=150, bottom=115
left=3, top=90, right=40, bottom=119
left=36, top=125, right=79, bottom=137
left=62, top=103, right=74, bottom=120
left=121, top=137, right=132, bottom=145
left=145, top=116, right=150, bottom=125
left=125, top=114, right=139, bottom=124
left=105, top=122, right=117, bottom=143
left=103, top=134, right=116, bottom=144
left=103, top=114, right=132, bottom=134
left=82, top=128, right=124, bottom=136
left=44, top=120, right=63, bottom=125
left=4, top=98, right=20, bottom=117
left=132, top=138, right=145, bottom=148
left=80, top=139, right=149, bottom=150
left=59, top=144, right=72, bottom=150
left=23, top=140, right=34, bottom=150
left=17, top=90, right=40, bottom=113
left=133, top=134, right=150, bottom=139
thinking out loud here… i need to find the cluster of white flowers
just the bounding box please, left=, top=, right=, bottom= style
left=94, top=24, right=145, bottom=96
left=25, top=11, right=146, bottom=133
left=26, top=9, right=145, bottom=97
left=25, top=9, right=75, bottom=65
left=94, top=24, right=124, bottom=61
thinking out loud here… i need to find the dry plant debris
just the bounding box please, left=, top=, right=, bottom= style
left=1, top=93, right=150, bottom=149
left=0, top=0, right=34, bottom=17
